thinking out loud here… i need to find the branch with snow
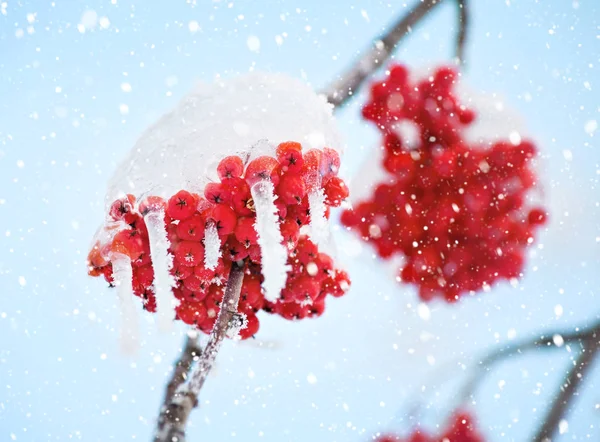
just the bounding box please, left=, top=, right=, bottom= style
left=154, top=261, right=246, bottom=442
left=322, top=0, right=470, bottom=109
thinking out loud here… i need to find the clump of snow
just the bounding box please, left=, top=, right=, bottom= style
left=204, top=222, right=221, bottom=270
left=251, top=180, right=290, bottom=301
left=144, top=210, right=176, bottom=331
left=110, top=252, right=139, bottom=354
left=105, top=72, right=342, bottom=207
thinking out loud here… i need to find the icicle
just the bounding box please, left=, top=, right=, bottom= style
left=204, top=221, right=221, bottom=270
left=144, top=210, right=176, bottom=332
left=251, top=180, right=290, bottom=301
left=110, top=252, right=139, bottom=355
left=308, top=187, right=329, bottom=246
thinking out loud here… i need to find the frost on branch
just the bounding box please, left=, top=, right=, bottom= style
left=87, top=72, right=351, bottom=339
left=251, top=180, right=289, bottom=302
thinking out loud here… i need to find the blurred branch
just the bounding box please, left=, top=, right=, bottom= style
left=460, top=319, right=600, bottom=402
left=324, top=0, right=471, bottom=109
left=532, top=330, right=600, bottom=442
left=162, top=332, right=201, bottom=409
left=455, top=0, right=469, bottom=64
left=153, top=262, right=245, bottom=442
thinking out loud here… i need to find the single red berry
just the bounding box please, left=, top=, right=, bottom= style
left=111, top=229, right=145, bottom=260
left=277, top=174, right=307, bottom=205
left=280, top=218, right=300, bottom=249
left=238, top=313, right=259, bottom=339
left=176, top=302, right=208, bottom=325
left=301, top=149, right=323, bottom=187
left=109, top=194, right=137, bottom=223
left=176, top=214, right=205, bottom=241
left=138, top=195, right=166, bottom=215
left=204, top=182, right=231, bottom=205
left=320, top=147, right=341, bottom=179
left=171, top=262, right=193, bottom=280
left=276, top=141, right=304, bottom=173
left=167, top=190, right=197, bottom=220
left=174, top=241, right=205, bottom=267
left=234, top=216, right=258, bottom=247
left=209, top=205, right=238, bottom=235
left=528, top=208, right=547, bottom=226
left=245, top=156, right=280, bottom=187
left=224, top=238, right=250, bottom=261
left=217, top=155, right=244, bottom=180
left=323, top=176, right=349, bottom=207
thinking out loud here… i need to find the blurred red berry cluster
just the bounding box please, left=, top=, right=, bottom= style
left=374, top=411, right=484, bottom=442
left=88, top=141, right=350, bottom=339
left=341, top=65, right=547, bottom=302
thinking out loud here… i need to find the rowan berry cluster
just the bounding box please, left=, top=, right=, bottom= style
left=88, top=141, right=350, bottom=339
left=374, top=410, right=484, bottom=442
left=341, top=65, right=547, bottom=302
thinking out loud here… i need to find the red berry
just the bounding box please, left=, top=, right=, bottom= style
left=204, top=182, right=231, bottom=205
left=208, top=205, right=238, bottom=236
left=138, top=196, right=166, bottom=215
left=224, top=238, right=249, bottom=262
left=238, top=313, right=259, bottom=339
left=167, top=190, right=197, bottom=220
left=111, top=229, right=145, bottom=260
left=245, top=156, right=280, bottom=187
left=280, top=218, right=300, bottom=249
left=174, top=241, right=205, bottom=267
left=320, top=147, right=341, bottom=179
left=234, top=217, right=258, bottom=247
left=528, top=208, right=547, bottom=226
left=109, top=194, right=137, bottom=223
left=301, top=149, right=322, bottom=187
left=176, top=303, right=208, bottom=325
left=323, top=176, right=349, bottom=207
left=276, top=141, right=304, bottom=173
left=277, top=174, right=307, bottom=205
left=217, top=155, right=244, bottom=180
left=176, top=214, right=205, bottom=241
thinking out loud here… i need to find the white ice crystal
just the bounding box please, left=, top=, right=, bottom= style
left=308, top=187, right=329, bottom=246
left=144, top=210, right=177, bottom=331
left=251, top=180, right=290, bottom=301
left=203, top=222, right=221, bottom=270
left=110, top=252, right=139, bottom=354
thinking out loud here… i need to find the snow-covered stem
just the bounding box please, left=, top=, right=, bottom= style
left=532, top=329, right=600, bottom=442
left=154, top=262, right=245, bottom=442
left=251, top=180, right=289, bottom=301
left=110, top=252, right=139, bottom=354
left=145, top=210, right=177, bottom=331
left=322, top=0, right=470, bottom=109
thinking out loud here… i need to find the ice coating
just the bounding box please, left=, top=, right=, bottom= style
left=105, top=72, right=342, bottom=207
left=203, top=222, right=221, bottom=270
left=111, top=253, right=140, bottom=354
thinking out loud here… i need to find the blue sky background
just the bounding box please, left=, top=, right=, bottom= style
left=0, top=1, right=599, bottom=441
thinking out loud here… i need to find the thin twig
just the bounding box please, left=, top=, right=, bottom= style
left=460, top=319, right=600, bottom=402
left=153, top=261, right=246, bottom=442
left=532, top=332, right=600, bottom=442
left=323, top=0, right=471, bottom=109
left=162, top=331, right=201, bottom=409
left=455, top=0, right=469, bottom=64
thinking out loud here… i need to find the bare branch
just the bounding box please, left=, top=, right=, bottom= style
left=323, top=0, right=471, bottom=109
left=455, top=0, right=469, bottom=64
left=154, top=261, right=246, bottom=442
left=460, top=319, right=600, bottom=402
left=532, top=331, right=600, bottom=442
left=162, top=332, right=201, bottom=408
